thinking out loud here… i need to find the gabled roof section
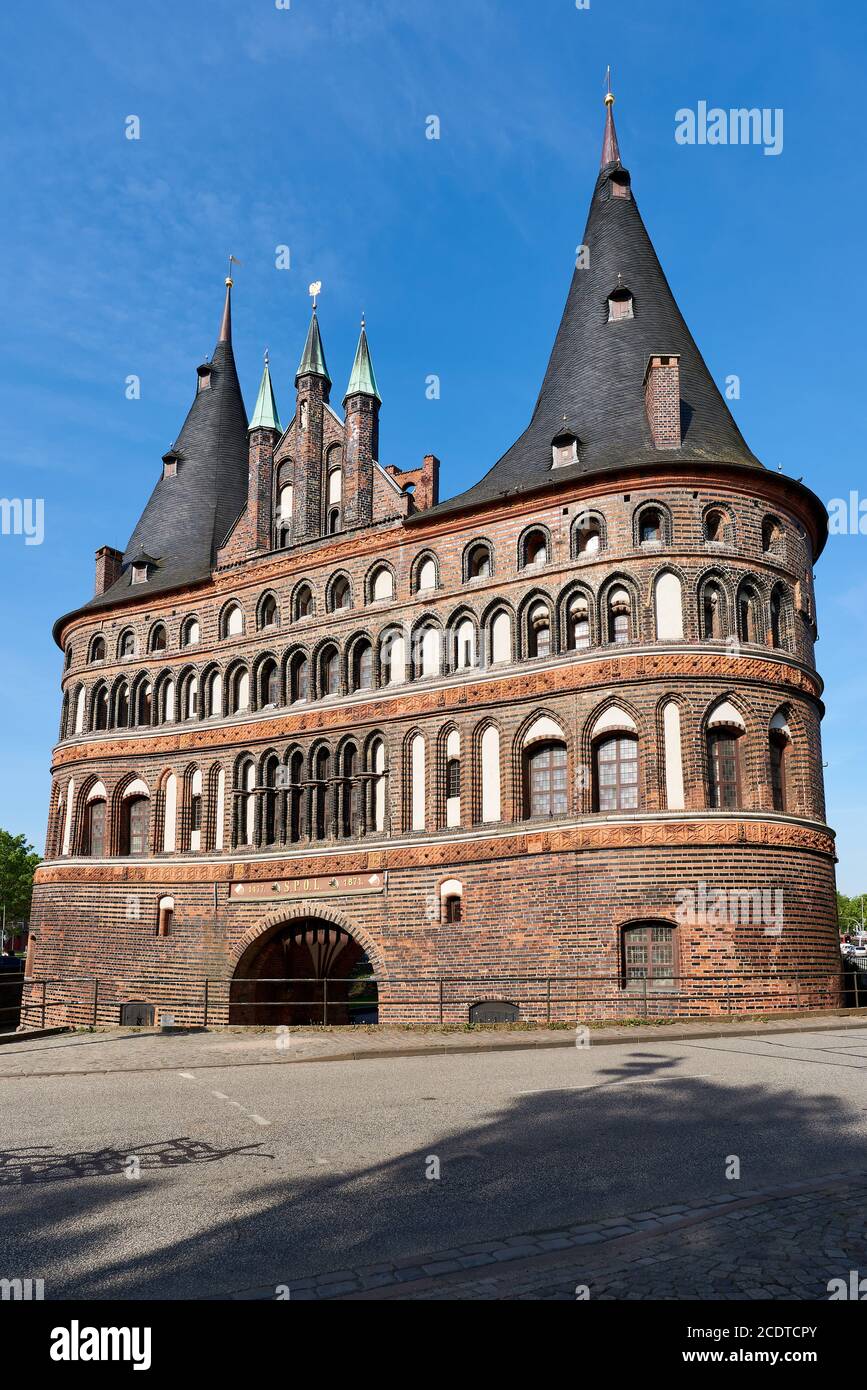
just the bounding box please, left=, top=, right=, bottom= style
left=425, top=91, right=761, bottom=519
left=69, top=278, right=249, bottom=620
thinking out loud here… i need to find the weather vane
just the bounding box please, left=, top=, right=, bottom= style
left=226, top=253, right=242, bottom=286
left=309, top=280, right=322, bottom=309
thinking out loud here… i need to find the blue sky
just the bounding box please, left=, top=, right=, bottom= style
left=0, top=0, right=864, bottom=891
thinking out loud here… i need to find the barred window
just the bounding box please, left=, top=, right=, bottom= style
left=623, top=924, right=675, bottom=991
left=708, top=730, right=741, bottom=810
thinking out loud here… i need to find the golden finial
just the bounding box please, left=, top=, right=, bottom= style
left=604, top=66, right=615, bottom=106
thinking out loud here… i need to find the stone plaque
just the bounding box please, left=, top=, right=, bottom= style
left=229, top=872, right=385, bottom=902
left=469, top=1000, right=520, bottom=1024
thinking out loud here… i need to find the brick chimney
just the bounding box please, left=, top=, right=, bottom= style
left=94, top=545, right=123, bottom=596
left=643, top=354, right=681, bottom=448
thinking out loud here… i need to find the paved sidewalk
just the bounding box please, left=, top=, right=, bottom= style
left=227, top=1171, right=867, bottom=1302
left=1, top=1011, right=866, bottom=1079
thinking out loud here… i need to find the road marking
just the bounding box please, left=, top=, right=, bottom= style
left=178, top=1071, right=196, bottom=1080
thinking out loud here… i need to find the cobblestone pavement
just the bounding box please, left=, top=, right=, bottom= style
left=249, top=1173, right=867, bottom=1302
left=1, top=1011, right=865, bottom=1078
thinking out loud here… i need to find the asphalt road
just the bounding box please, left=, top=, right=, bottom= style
left=2, top=1026, right=867, bottom=1299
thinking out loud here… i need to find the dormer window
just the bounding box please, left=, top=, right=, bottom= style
left=607, top=278, right=634, bottom=322
left=196, top=363, right=212, bottom=393
left=162, top=450, right=181, bottom=479
left=551, top=427, right=579, bottom=470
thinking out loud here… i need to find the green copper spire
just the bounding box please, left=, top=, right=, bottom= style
left=248, top=350, right=282, bottom=432
left=344, top=316, right=381, bottom=405
left=295, top=307, right=331, bottom=387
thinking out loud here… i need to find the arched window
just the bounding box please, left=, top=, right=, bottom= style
left=416, top=623, right=442, bottom=679
left=737, top=584, right=762, bottom=644
left=574, top=514, right=604, bottom=557
left=313, top=747, right=331, bottom=840
left=524, top=741, right=568, bottom=819
left=340, top=743, right=359, bottom=838
left=179, top=672, right=199, bottom=722
left=520, top=528, right=549, bottom=569
left=238, top=760, right=256, bottom=847
left=380, top=628, right=406, bottom=686
left=221, top=603, right=244, bottom=639
left=623, top=923, right=676, bottom=992
left=454, top=618, right=476, bottom=670
left=701, top=582, right=725, bottom=639
left=259, top=594, right=278, bottom=629
left=294, top=584, right=314, bottom=620
left=148, top=624, right=167, bottom=653
left=135, top=680, right=153, bottom=727
left=594, top=735, right=639, bottom=812
left=277, top=483, right=293, bottom=548
left=258, top=658, right=279, bottom=708
left=115, top=681, right=130, bottom=728
left=762, top=515, right=783, bottom=553
left=409, top=733, right=426, bottom=831
left=320, top=645, right=341, bottom=698
left=181, top=617, right=200, bottom=647
left=568, top=596, right=591, bottom=650
left=369, top=566, right=394, bottom=602
left=465, top=542, right=492, bottom=580
left=118, top=629, right=135, bottom=659
left=65, top=643, right=73, bottom=670
left=290, top=652, right=309, bottom=703
left=444, top=729, right=461, bottom=828
left=91, top=685, right=109, bottom=732
left=490, top=610, right=511, bottom=665
left=770, top=585, right=788, bottom=650
left=654, top=572, right=684, bottom=641
left=189, top=768, right=203, bottom=851
left=704, top=509, right=727, bottom=543
left=351, top=640, right=373, bottom=692
left=84, top=798, right=107, bottom=857
left=414, top=555, right=438, bottom=593
left=607, top=587, right=632, bottom=644
left=261, top=757, right=279, bottom=847
left=204, top=669, right=223, bottom=717
left=122, top=794, right=150, bottom=857
left=708, top=728, right=742, bottom=809
left=526, top=602, right=551, bottom=659
left=329, top=575, right=352, bottom=612
left=769, top=713, right=791, bottom=812
left=228, top=666, right=250, bottom=714
left=287, top=750, right=304, bottom=842
left=370, top=738, right=387, bottom=833
left=89, top=636, right=106, bottom=664
left=638, top=507, right=663, bottom=545
left=480, top=725, right=501, bottom=823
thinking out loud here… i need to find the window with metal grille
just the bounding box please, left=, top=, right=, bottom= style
left=190, top=794, right=202, bottom=833
left=526, top=741, right=568, bottom=818
left=446, top=758, right=461, bottom=801
left=594, top=735, right=639, bottom=812
left=623, top=924, right=675, bottom=991
left=708, top=730, right=741, bottom=809
left=444, top=895, right=462, bottom=923
left=86, top=801, right=106, bottom=857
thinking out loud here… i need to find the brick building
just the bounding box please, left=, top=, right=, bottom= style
left=27, top=95, right=839, bottom=1028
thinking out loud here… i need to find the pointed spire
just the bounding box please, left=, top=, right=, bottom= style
left=219, top=275, right=233, bottom=344
left=344, top=316, right=382, bottom=404
left=600, top=68, right=621, bottom=170
left=249, top=349, right=282, bottom=433
left=296, top=307, right=331, bottom=387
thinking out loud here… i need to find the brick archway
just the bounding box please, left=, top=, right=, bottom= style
left=229, top=905, right=382, bottom=1026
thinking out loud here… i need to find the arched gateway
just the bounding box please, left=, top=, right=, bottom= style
left=229, top=917, right=378, bottom=1026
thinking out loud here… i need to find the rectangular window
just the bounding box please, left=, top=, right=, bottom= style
left=596, top=737, right=639, bottom=812
left=624, top=925, right=675, bottom=991
left=709, top=732, right=741, bottom=810
left=528, top=744, right=568, bottom=818
left=87, top=801, right=106, bottom=857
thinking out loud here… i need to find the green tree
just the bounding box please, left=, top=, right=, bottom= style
left=0, top=830, right=40, bottom=925
left=837, top=891, right=866, bottom=936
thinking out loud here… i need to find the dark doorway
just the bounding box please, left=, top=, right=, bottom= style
left=229, top=919, right=378, bottom=1026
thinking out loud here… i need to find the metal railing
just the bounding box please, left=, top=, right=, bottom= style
left=10, top=966, right=867, bottom=1030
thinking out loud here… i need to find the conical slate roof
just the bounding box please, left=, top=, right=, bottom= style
left=344, top=320, right=381, bottom=404
left=296, top=308, right=330, bottom=387
left=249, top=352, right=282, bottom=432
left=83, top=281, right=250, bottom=611
left=427, top=98, right=761, bottom=517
